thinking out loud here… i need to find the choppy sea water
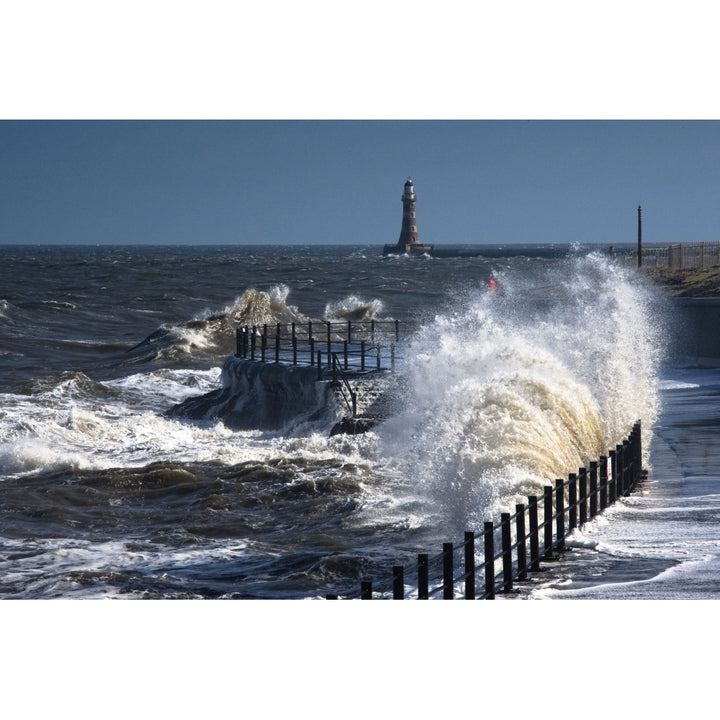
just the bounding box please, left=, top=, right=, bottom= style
left=0, top=242, right=697, bottom=601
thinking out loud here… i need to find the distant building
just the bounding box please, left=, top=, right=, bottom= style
left=383, top=178, right=435, bottom=255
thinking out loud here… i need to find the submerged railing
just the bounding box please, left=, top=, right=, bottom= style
left=326, top=421, right=644, bottom=599
left=235, top=320, right=406, bottom=374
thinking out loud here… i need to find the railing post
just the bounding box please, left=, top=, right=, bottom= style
left=391, top=344, right=396, bottom=371
left=579, top=468, right=588, bottom=526
left=568, top=473, right=577, bottom=531
left=418, top=554, right=429, bottom=600
left=609, top=449, right=617, bottom=504
left=501, top=513, right=513, bottom=593
left=376, top=345, right=381, bottom=371
left=618, top=443, right=627, bottom=497
left=343, top=340, right=348, bottom=370
left=516, top=504, right=527, bottom=581
left=555, top=478, right=565, bottom=551
left=250, top=326, right=256, bottom=360
left=275, top=323, right=281, bottom=363
left=395, top=319, right=400, bottom=342
left=443, top=543, right=454, bottom=599
left=292, top=332, right=297, bottom=365
left=317, top=351, right=322, bottom=380
left=528, top=495, right=540, bottom=571
left=261, top=325, right=267, bottom=362
left=589, top=461, right=598, bottom=518
left=631, top=420, right=642, bottom=489
left=599, top=455, right=608, bottom=510
left=361, top=580, right=372, bottom=599
left=484, top=521, right=495, bottom=599
left=361, top=340, right=366, bottom=371
left=393, top=566, right=404, bottom=599
left=326, top=321, right=332, bottom=363
left=371, top=319, right=375, bottom=342
left=543, top=485, right=554, bottom=559
left=310, top=337, right=315, bottom=366
left=347, top=320, right=352, bottom=344
left=464, top=531, right=475, bottom=600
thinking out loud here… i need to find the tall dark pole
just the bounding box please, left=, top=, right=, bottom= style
left=637, top=205, right=642, bottom=268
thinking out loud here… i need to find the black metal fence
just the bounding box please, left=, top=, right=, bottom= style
left=235, top=320, right=406, bottom=373
left=327, top=421, right=644, bottom=600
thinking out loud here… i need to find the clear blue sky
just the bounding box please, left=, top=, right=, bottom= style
left=2, top=120, right=720, bottom=246
left=3, top=5, right=720, bottom=247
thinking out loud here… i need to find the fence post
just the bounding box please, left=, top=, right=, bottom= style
left=376, top=345, right=381, bottom=371
left=443, top=543, right=454, bottom=599
left=361, top=340, right=366, bottom=371
left=484, top=521, right=495, bottom=599
left=609, top=449, right=617, bottom=504
left=516, top=504, right=527, bottom=581
left=464, top=531, right=475, bottom=600
left=391, top=344, right=396, bottom=371
left=310, top=337, right=315, bottom=365
left=326, top=321, right=332, bottom=362
left=361, top=580, right=372, bottom=599
left=555, top=479, right=565, bottom=551
left=393, top=566, right=404, bottom=599
left=275, top=323, right=281, bottom=363
left=589, top=461, right=598, bottom=518
left=599, top=455, right=608, bottom=510
left=635, top=420, right=642, bottom=487
left=568, top=473, right=577, bottom=531
left=251, top=326, right=256, bottom=360
left=618, top=443, right=627, bottom=497
left=347, top=320, right=352, bottom=344
left=418, top=554, right=429, bottom=600
left=317, top=351, right=322, bottom=380
left=261, top=326, right=267, bottom=362
left=501, top=513, right=513, bottom=593
left=343, top=340, right=348, bottom=370
left=579, top=468, right=588, bottom=526
left=543, top=486, right=554, bottom=559
left=292, top=332, right=297, bottom=365
left=528, top=495, right=540, bottom=571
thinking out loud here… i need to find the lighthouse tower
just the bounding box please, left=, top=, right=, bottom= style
left=383, top=178, right=435, bottom=255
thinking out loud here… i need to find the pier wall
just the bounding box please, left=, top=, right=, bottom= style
left=168, top=357, right=337, bottom=430
left=671, top=299, right=720, bottom=364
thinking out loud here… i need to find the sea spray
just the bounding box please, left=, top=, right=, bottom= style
left=376, top=253, right=666, bottom=532
left=324, top=296, right=386, bottom=322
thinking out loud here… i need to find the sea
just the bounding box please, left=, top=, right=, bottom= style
left=1, top=241, right=712, bottom=599
left=4, top=241, right=717, bottom=712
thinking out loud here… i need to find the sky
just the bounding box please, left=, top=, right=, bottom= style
left=3, top=119, right=720, bottom=247
left=3, top=4, right=720, bottom=248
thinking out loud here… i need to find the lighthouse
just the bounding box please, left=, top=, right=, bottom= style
left=383, top=178, right=435, bottom=255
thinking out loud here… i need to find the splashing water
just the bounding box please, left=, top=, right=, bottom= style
left=324, top=295, right=386, bottom=322
left=376, top=253, right=666, bottom=532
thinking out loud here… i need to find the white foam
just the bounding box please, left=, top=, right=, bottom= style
left=374, top=253, right=663, bottom=529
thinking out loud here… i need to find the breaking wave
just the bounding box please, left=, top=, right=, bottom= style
left=375, top=252, right=666, bottom=532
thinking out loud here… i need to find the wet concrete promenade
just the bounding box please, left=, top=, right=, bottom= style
left=529, top=368, right=720, bottom=599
